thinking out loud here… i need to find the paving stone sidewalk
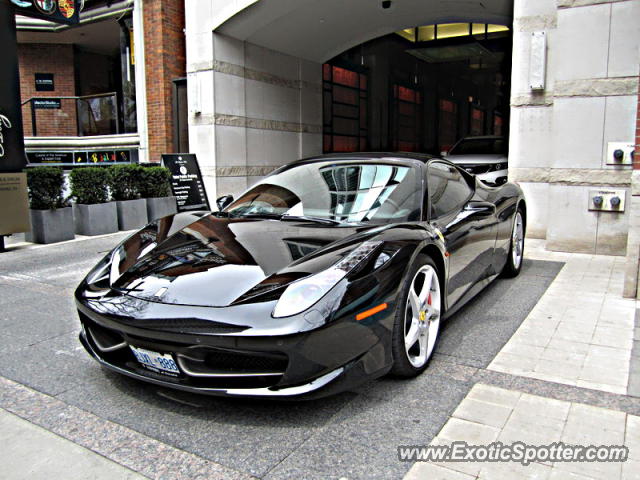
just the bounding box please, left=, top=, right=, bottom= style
left=0, top=407, right=146, bottom=480
left=405, top=384, right=640, bottom=480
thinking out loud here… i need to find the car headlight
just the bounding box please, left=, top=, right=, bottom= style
left=272, top=241, right=382, bottom=318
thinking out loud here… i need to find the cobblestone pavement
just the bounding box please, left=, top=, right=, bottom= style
left=0, top=235, right=638, bottom=479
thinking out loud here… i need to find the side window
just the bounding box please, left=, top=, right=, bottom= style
left=428, top=162, right=472, bottom=219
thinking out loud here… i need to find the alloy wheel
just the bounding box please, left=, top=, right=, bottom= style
left=404, top=264, right=441, bottom=368
left=512, top=211, right=524, bottom=270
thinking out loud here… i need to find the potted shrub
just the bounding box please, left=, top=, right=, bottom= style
left=108, top=164, right=148, bottom=230
left=25, top=167, right=74, bottom=244
left=70, top=167, right=118, bottom=236
left=140, top=166, right=178, bottom=221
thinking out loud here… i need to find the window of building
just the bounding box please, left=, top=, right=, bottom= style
left=428, top=161, right=472, bottom=219
left=470, top=107, right=485, bottom=136
left=323, top=64, right=368, bottom=153
left=397, top=23, right=510, bottom=43
left=493, top=112, right=503, bottom=136
left=392, top=84, right=422, bottom=152
left=438, top=99, right=458, bottom=152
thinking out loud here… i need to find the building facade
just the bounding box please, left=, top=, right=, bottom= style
left=12, top=0, right=640, bottom=295
left=15, top=0, right=186, bottom=166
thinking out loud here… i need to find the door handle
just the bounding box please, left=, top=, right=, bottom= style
left=464, top=201, right=496, bottom=215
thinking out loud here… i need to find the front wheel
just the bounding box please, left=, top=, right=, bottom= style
left=390, top=255, right=442, bottom=377
left=502, top=208, right=525, bottom=278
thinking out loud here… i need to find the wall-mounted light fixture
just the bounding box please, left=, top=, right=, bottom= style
left=529, top=31, right=546, bottom=91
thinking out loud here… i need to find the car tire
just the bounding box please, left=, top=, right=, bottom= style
left=502, top=207, right=525, bottom=278
left=390, top=254, right=442, bottom=378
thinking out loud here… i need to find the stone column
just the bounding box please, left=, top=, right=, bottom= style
left=623, top=81, right=640, bottom=298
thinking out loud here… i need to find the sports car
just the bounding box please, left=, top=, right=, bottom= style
left=76, top=153, right=526, bottom=399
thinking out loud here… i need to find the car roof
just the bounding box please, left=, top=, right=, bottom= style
left=271, top=152, right=475, bottom=187
left=294, top=152, right=438, bottom=165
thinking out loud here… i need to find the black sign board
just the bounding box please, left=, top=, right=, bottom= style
left=0, top=2, right=27, bottom=174
left=32, top=98, right=61, bottom=109
left=35, top=73, right=54, bottom=91
left=161, top=154, right=210, bottom=212
left=7, top=0, right=81, bottom=25
left=1, top=2, right=29, bottom=238
left=27, top=151, right=72, bottom=164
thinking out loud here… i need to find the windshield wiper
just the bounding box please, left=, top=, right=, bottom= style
left=228, top=212, right=342, bottom=225
left=280, top=215, right=342, bottom=225
left=229, top=212, right=282, bottom=220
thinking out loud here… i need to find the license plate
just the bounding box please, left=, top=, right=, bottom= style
left=130, top=346, right=180, bottom=375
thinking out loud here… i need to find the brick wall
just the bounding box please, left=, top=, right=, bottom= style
left=18, top=43, right=77, bottom=137
left=143, top=0, right=186, bottom=162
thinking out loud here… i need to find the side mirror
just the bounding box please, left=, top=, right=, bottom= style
left=216, top=195, right=234, bottom=211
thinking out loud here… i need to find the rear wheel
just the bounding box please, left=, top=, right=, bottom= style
left=390, top=255, right=441, bottom=377
left=502, top=208, right=525, bottom=278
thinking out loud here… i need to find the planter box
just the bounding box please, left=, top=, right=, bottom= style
left=26, top=207, right=75, bottom=244
left=116, top=199, right=148, bottom=230
left=146, top=196, right=178, bottom=222
left=74, top=202, right=118, bottom=236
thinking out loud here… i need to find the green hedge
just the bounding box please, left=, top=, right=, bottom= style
left=26, top=167, right=67, bottom=210
left=139, top=166, right=172, bottom=198
left=70, top=167, right=110, bottom=205
left=108, top=164, right=143, bottom=201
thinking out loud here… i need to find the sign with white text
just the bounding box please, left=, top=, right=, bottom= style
left=32, top=98, right=61, bottom=109
left=1, top=2, right=31, bottom=238
left=0, top=2, right=27, bottom=174
left=161, top=154, right=210, bottom=212
left=35, top=73, right=54, bottom=91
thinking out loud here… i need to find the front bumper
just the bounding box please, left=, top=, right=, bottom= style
left=76, top=294, right=394, bottom=399
left=80, top=330, right=350, bottom=398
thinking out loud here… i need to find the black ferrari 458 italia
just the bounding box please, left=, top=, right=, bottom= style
left=76, top=153, right=526, bottom=399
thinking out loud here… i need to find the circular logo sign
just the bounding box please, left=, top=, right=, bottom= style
left=34, top=0, right=56, bottom=15
left=179, top=166, right=188, bottom=175
left=58, top=0, right=75, bottom=18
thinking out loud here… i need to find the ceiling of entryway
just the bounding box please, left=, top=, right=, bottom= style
left=217, top=0, right=513, bottom=62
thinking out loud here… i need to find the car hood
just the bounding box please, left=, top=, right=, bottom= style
left=106, top=213, right=374, bottom=307
left=445, top=153, right=507, bottom=165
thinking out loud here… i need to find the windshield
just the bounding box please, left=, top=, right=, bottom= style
left=225, top=161, right=422, bottom=224
left=449, top=138, right=507, bottom=156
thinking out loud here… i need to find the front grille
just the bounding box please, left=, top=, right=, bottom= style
left=205, top=350, right=286, bottom=372
left=462, top=164, right=494, bottom=175
left=176, top=349, right=287, bottom=377
left=113, top=316, right=248, bottom=334
left=79, top=311, right=288, bottom=389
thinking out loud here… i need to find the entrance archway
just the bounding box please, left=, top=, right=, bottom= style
left=321, top=24, right=512, bottom=155
left=188, top=0, right=513, bottom=197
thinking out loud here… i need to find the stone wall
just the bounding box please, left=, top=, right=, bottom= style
left=510, top=0, right=639, bottom=255
left=185, top=0, right=322, bottom=200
